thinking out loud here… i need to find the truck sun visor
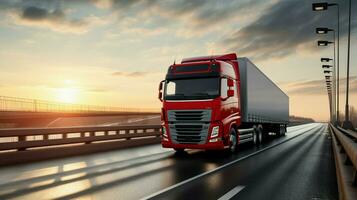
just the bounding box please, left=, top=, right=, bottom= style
left=174, top=64, right=210, bottom=73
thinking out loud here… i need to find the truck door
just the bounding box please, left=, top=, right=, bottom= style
left=221, top=77, right=239, bottom=132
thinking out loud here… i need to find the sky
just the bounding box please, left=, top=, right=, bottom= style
left=0, top=0, right=356, bottom=121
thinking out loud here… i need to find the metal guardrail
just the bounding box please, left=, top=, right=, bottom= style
left=0, top=125, right=162, bottom=165
left=329, top=124, right=357, bottom=200
left=337, top=127, right=357, bottom=139
left=0, top=95, right=158, bottom=113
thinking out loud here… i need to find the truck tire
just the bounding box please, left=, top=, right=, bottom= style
left=229, top=128, right=238, bottom=153
left=257, top=126, right=263, bottom=144
left=276, top=127, right=281, bottom=137
left=252, top=125, right=258, bottom=145
left=281, top=125, right=286, bottom=136
left=276, top=125, right=285, bottom=137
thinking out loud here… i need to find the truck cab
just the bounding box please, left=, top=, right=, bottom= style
left=158, top=53, right=241, bottom=151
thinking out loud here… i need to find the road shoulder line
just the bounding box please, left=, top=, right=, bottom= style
left=218, top=185, right=245, bottom=200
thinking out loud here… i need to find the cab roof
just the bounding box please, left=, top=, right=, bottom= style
left=181, top=53, right=237, bottom=63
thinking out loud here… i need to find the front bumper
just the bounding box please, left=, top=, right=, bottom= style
left=161, top=140, right=225, bottom=150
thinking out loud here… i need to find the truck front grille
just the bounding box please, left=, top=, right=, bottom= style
left=168, top=110, right=211, bottom=122
left=167, top=110, right=211, bottom=144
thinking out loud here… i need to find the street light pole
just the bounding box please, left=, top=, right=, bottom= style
left=343, top=0, right=354, bottom=129
left=317, top=38, right=336, bottom=123
left=324, top=68, right=335, bottom=122
left=336, top=4, right=340, bottom=125
left=333, top=31, right=337, bottom=124
left=326, top=76, right=333, bottom=122
left=312, top=2, right=342, bottom=126
left=322, top=64, right=333, bottom=120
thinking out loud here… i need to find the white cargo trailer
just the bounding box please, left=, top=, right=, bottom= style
left=237, top=57, right=289, bottom=124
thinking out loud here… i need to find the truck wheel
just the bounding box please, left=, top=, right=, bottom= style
left=252, top=126, right=258, bottom=145
left=229, top=128, right=238, bottom=153
left=281, top=125, right=286, bottom=136
left=257, top=127, right=263, bottom=144
left=276, top=125, right=282, bottom=137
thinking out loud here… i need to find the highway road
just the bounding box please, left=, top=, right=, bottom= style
left=0, top=123, right=337, bottom=200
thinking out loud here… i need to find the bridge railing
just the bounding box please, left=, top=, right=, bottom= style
left=0, top=95, right=157, bottom=113
left=329, top=125, right=357, bottom=200
left=0, top=125, right=162, bottom=165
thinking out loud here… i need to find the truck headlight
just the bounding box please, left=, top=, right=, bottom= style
left=210, top=126, right=219, bottom=138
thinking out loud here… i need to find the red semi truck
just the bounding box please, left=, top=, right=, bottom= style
left=158, top=53, right=289, bottom=152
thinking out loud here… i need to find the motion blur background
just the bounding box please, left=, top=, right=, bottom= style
left=0, top=0, right=356, bottom=122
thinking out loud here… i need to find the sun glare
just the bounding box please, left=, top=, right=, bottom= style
left=57, top=88, right=78, bottom=103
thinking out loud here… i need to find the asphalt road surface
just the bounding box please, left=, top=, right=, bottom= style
left=0, top=123, right=337, bottom=200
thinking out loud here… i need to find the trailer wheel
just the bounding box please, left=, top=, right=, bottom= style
left=281, top=125, right=286, bottom=136
left=276, top=125, right=281, bottom=137
left=229, top=128, right=238, bottom=153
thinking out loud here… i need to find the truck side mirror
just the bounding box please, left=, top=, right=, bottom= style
left=227, top=89, right=234, bottom=97
left=227, top=79, right=234, bottom=87
left=158, top=92, right=163, bottom=101
left=158, top=80, right=164, bottom=102
left=159, top=81, right=163, bottom=90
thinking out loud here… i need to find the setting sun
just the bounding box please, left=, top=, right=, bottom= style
left=57, top=88, right=78, bottom=103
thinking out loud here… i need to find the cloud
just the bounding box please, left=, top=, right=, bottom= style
left=221, top=0, right=357, bottom=60
left=0, top=0, right=272, bottom=38
left=94, top=0, right=271, bottom=38
left=15, top=7, right=105, bottom=34
left=21, top=6, right=63, bottom=21
left=184, top=0, right=269, bottom=27
left=282, top=76, right=357, bottom=95
left=112, top=71, right=146, bottom=77
left=1, top=0, right=355, bottom=47
left=122, top=27, right=168, bottom=37
left=1, top=1, right=106, bottom=34
left=90, top=0, right=112, bottom=9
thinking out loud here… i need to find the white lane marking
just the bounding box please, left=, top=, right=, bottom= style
left=218, top=185, right=245, bottom=200
left=141, top=123, right=322, bottom=200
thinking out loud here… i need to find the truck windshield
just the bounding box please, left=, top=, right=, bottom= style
left=164, top=78, right=219, bottom=100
